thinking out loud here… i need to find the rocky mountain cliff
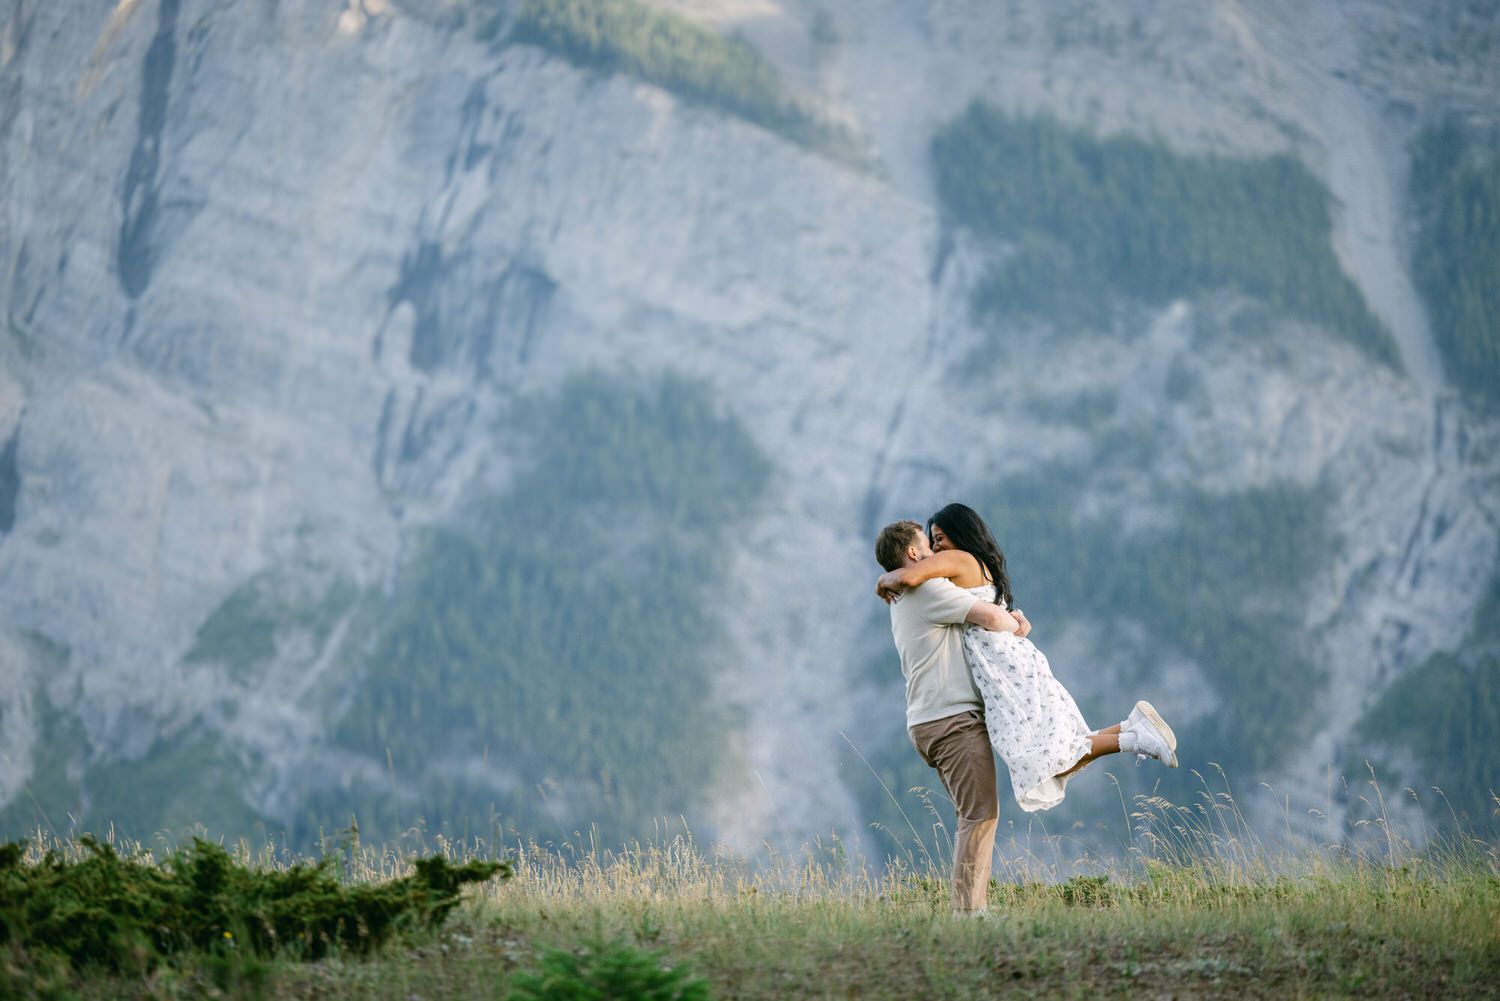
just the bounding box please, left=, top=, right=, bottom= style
left=1, top=0, right=1497, bottom=852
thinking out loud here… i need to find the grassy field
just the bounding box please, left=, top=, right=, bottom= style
left=6, top=783, right=1499, bottom=1000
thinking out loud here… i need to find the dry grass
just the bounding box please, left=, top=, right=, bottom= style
left=11, top=772, right=1500, bottom=1000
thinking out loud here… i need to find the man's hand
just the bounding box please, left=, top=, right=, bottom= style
left=1011, top=608, right=1032, bottom=639
left=876, top=570, right=907, bottom=604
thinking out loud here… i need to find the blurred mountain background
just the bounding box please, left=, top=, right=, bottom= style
left=1, top=0, right=1497, bottom=855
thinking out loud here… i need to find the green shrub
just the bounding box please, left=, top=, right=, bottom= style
left=1409, top=122, right=1500, bottom=403
left=509, top=938, right=711, bottom=1001
left=933, top=103, right=1397, bottom=363
left=1058, top=874, right=1114, bottom=907
left=0, top=835, right=508, bottom=988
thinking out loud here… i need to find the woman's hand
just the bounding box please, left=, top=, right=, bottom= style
left=1011, top=608, right=1032, bottom=638
left=876, top=570, right=908, bottom=604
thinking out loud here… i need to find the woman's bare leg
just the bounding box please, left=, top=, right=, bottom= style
left=1055, top=731, right=1120, bottom=780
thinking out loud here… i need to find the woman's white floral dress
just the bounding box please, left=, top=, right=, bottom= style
left=962, top=584, right=1093, bottom=812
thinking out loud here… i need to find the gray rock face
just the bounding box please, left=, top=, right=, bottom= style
left=0, top=0, right=1496, bottom=849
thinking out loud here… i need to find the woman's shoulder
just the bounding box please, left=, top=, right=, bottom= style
left=944, top=548, right=988, bottom=585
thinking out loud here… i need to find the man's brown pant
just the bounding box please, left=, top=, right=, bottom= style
left=909, top=710, right=999, bottom=912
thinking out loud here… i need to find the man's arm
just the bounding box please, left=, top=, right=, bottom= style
left=964, top=600, right=1020, bottom=634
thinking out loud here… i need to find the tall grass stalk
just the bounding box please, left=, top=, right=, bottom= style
left=8, top=776, right=1498, bottom=999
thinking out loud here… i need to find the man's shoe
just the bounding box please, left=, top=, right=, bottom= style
left=1123, top=701, right=1178, bottom=768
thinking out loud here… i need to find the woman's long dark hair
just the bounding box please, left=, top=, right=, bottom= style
left=928, top=502, right=1014, bottom=610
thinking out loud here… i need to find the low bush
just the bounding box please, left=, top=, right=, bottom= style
left=509, top=938, right=711, bottom=1001
left=0, top=835, right=509, bottom=983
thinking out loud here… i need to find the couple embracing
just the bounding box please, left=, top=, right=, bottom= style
left=875, top=503, right=1178, bottom=914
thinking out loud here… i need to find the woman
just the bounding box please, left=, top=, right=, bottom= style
left=876, top=502, right=1177, bottom=812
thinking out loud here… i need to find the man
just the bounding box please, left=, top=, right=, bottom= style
left=874, top=519, right=1021, bottom=914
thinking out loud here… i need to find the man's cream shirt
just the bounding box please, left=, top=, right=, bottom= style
left=889, top=577, right=983, bottom=730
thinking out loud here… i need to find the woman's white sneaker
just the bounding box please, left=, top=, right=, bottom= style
left=1120, top=701, right=1178, bottom=768
left=1127, top=701, right=1176, bottom=752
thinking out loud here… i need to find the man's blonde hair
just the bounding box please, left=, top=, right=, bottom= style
left=875, top=520, right=924, bottom=572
